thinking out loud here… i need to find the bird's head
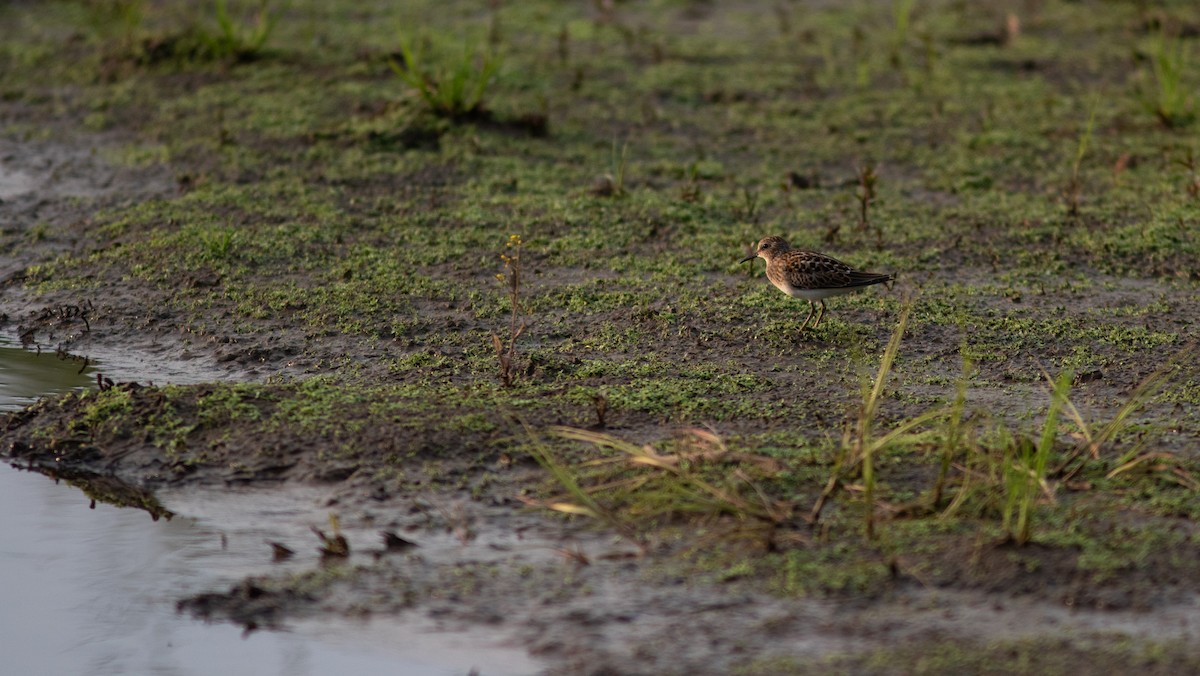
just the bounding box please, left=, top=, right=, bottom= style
left=740, top=236, right=791, bottom=263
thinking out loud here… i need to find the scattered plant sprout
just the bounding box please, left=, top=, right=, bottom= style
left=523, top=429, right=631, bottom=536
left=818, top=27, right=871, bottom=91
left=858, top=302, right=908, bottom=539
left=524, top=333, right=1193, bottom=551
left=200, top=227, right=238, bottom=262
left=1108, top=452, right=1200, bottom=490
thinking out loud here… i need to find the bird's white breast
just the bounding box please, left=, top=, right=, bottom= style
left=770, top=278, right=862, bottom=300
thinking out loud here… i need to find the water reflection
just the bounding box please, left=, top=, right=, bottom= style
left=46, top=468, right=175, bottom=520
left=0, top=336, right=95, bottom=411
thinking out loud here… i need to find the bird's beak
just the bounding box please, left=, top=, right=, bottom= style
left=740, top=253, right=757, bottom=263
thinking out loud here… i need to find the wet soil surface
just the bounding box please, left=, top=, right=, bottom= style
left=3, top=129, right=1200, bottom=674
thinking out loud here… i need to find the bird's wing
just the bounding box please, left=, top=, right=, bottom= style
left=778, top=251, right=856, bottom=289
left=779, top=251, right=893, bottom=289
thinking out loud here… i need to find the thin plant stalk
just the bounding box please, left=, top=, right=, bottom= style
left=491, top=234, right=526, bottom=387
left=609, top=140, right=629, bottom=197
left=856, top=163, right=877, bottom=232
left=1065, top=99, right=1097, bottom=217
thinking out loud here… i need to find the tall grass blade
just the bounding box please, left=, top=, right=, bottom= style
left=860, top=299, right=913, bottom=539
left=1008, top=370, right=1071, bottom=545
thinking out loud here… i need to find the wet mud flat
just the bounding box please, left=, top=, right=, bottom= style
left=7, top=446, right=1200, bottom=676
left=4, top=0, right=1200, bottom=672
left=4, top=341, right=1200, bottom=675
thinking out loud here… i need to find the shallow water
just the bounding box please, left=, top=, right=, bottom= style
left=0, top=337, right=96, bottom=412
left=0, top=338, right=539, bottom=676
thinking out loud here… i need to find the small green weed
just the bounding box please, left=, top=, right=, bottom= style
left=197, top=384, right=265, bottom=425
left=199, top=0, right=278, bottom=62
left=592, top=140, right=629, bottom=198
left=732, top=185, right=760, bottom=224
left=1138, top=31, right=1195, bottom=128
left=199, top=227, right=239, bottom=262
left=147, top=404, right=196, bottom=457
left=389, top=32, right=500, bottom=120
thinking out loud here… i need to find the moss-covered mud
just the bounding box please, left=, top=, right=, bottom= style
left=2, top=0, right=1200, bottom=673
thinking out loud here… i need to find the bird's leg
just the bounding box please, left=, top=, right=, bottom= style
left=812, top=300, right=827, bottom=329
left=800, top=301, right=816, bottom=330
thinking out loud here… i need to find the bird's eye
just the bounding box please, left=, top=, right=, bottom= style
left=761, top=242, right=769, bottom=249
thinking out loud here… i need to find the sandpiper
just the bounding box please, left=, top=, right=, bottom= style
left=741, top=236, right=894, bottom=330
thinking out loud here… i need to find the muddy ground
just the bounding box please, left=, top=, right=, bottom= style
left=3, top=1, right=1200, bottom=673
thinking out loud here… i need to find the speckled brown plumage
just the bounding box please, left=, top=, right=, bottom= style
left=740, top=236, right=895, bottom=330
